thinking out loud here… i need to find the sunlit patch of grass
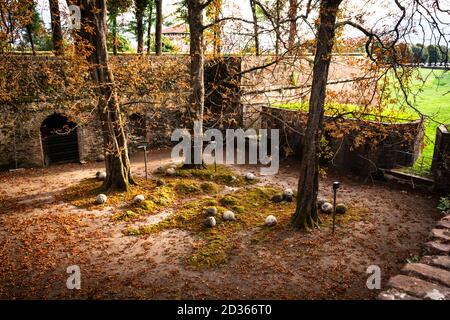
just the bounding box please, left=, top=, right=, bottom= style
left=320, top=206, right=369, bottom=227
left=60, top=175, right=226, bottom=221
left=159, top=164, right=258, bottom=186
left=126, top=185, right=293, bottom=268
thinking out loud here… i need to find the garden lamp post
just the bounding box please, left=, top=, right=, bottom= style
left=211, top=141, right=217, bottom=172
left=332, top=181, right=340, bottom=234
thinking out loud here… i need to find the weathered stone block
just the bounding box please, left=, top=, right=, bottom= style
left=402, top=263, right=450, bottom=287
left=422, top=256, right=450, bottom=271
left=437, top=219, right=450, bottom=229
left=378, top=288, right=420, bottom=300
left=388, top=275, right=450, bottom=300
left=431, top=228, right=450, bottom=242
left=426, top=241, right=450, bottom=255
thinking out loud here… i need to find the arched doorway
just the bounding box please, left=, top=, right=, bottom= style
left=40, top=113, right=80, bottom=165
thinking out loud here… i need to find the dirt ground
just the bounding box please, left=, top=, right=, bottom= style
left=0, top=148, right=442, bottom=300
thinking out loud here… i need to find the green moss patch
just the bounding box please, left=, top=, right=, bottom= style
left=126, top=186, right=291, bottom=268
left=159, top=164, right=258, bottom=186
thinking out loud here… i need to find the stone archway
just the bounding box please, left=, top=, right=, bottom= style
left=40, top=113, right=80, bottom=165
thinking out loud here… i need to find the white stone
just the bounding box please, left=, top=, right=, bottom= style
left=222, top=210, right=236, bottom=221
left=321, top=202, right=333, bottom=214
left=204, top=216, right=216, bottom=228
left=166, top=167, right=176, bottom=175
left=97, top=172, right=106, bottom=181
left=265, top=215, right=277, bottom=227
left=245, top=173, right=255, bottom=180
left=134, top=195, right=145, bottom=203
left=96, top=194, right=107, bottom=204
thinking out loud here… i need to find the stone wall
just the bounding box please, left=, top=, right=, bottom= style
left=255, top=106, right=424, bottom=177
left=0, top=55, right=192, bottom=170
left=432, top=125, right=450, bottom=193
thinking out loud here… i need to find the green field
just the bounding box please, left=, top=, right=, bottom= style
left=398, top=68, right=450, bottom=175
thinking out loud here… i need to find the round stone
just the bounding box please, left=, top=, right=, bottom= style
left=96, top=154, right=105, bottom=162
left=336, top=203, right=347, bottom=214
left=97, top=172, right=107, bottom=181
left=271, top=194, right=283, bottom=203
left=265, top=215, right=277, bottom=227
left=166, top=167, right=176, bottom=175
left=204, top=216, right=216, bottom=228
left=96, top=194, right=107, bottom=204
left=245, top=173, right=255, bottom=180
left=206, top=207, right=218, bottom=216
left=321, top=202, right=333, bottom=214
left=283, top=188, right=294, bottom=197
left=222, top=210, right=236, bottom=221
left=317, top=197, right=328, bottom=208
left=134, top=195, right=145, bottom=203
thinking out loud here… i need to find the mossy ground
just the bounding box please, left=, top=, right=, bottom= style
left=127, top=184, right=366, bottom=269
left=61, top=165, right=365, bottom=270
left=160, top=164, right=258, bottom=187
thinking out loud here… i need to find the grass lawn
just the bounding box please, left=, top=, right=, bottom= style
left=398, top=68, right=450, bottom=175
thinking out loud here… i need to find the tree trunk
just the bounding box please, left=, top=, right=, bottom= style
left=275, top=0, right=281, bottom=55
left=250, top=0, right=260, bottom=56
left=49, top=0, right=64, bottom=55
left=112, top=14, right=118, bottom=55
left=288, top=0, right=297, bottom=50
left=79, top=0, right=135, bottom=192
left=155, top=0, right=162, bottom=55
left=146, top=1, right=153, bottom=54
left=135, top=0, right=145, bottom=54
left=183, top=0, right=205, bottom=169
left=26, top=24, right=35, bottom=55
left=292, top=0, right=342, bottom=230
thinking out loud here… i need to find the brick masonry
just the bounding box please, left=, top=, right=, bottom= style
left=379, top=212, right=450, bottom=300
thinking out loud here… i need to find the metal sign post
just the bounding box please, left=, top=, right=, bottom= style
left=332, top=181, right=340, bottom=235
left=138, top=145, right=148, bottom=180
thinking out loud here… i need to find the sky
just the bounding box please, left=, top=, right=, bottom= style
left=34, top=0, right=449, bottom=50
